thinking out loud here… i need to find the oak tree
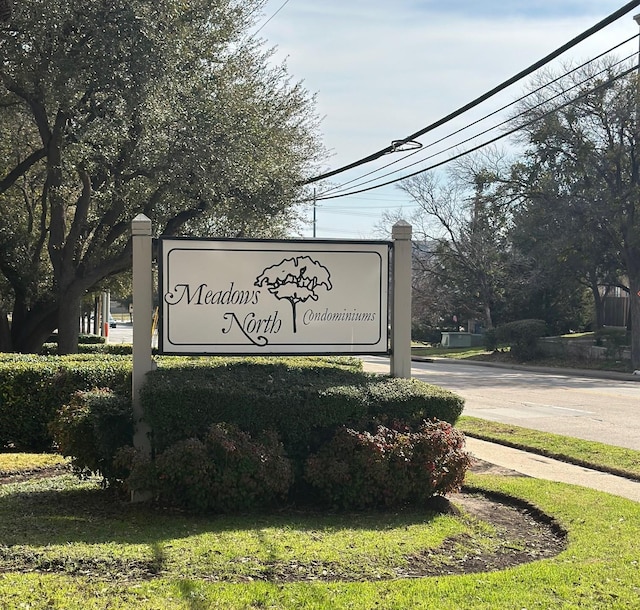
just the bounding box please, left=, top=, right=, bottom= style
left=0, top=0, right=323, bottom=353
left=510, top=59, right=640, bottom=366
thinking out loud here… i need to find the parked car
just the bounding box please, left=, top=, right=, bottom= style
left=109, top=316, right=117, bottom=328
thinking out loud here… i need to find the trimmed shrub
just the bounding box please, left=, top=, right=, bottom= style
left=40, top=342, right=133, bottom=356
left=594, top=327, right=630, bottom=359
left=49, top=388, right=133, bottom=483
left=45, top=334, right=106, bottom=345
left=483, top=328, right=499, bottom=351
left=364, top=378, right=463, bottom=428
left=408, top=420, right=471, bottom=504
left=140, top=358, right=464, bottom=465
left=122, top=423, right=293, bottom=513
left=305, top=421, right=470, bottom=510
left=139, top=357, right=369, bottom=457
left=0, top=355, right=131, bottom=450
left=411, top=322, right=442, bottom=344
left=495, top=319, right=547, bottom=361
left=79, top=334, right=107, bottom=344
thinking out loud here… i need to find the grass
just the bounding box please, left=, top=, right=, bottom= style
left=1, top=345, right=638, bottom=608
left=457, top=416, right=640, bottom=480
left=0, top=475, right=484, bottom=581
left=410, top=340, right=636, bottom=373
left=0, top=452, right=68, bottom=474
left=411, top=344, right=490, bottom=359
left=0, top=471, right=639, bottom=608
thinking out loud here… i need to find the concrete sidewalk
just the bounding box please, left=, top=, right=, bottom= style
left=465, top=436, right=640, bottom=503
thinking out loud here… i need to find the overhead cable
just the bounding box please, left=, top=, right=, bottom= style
left=303, top=0, right=640, bottom=185
left=319, top=48, right=638, bottom=199
left=317, top=35, right=638, bottom=198
left=315, top=64, right=638, bottom=200
left=253, top=0, right=293, bottom=37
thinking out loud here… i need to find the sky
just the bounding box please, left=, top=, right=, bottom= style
left=252, top=0, right=640, bottom=239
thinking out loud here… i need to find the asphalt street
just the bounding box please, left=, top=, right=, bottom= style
left=361, top=356, right=640, bottom=451
left=361, top=356, right=640, bottom=502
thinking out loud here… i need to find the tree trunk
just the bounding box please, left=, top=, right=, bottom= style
left=10, top=298, right=58, bottom=353
left=590, top=278, right=605, bottom=330
left=482, top=301, right=493, bottom=330
left=57, top=290, right=82, bottom=355
left=629, top=274, right=640, bottom=370
left=0, top=310, right=12, bottom=351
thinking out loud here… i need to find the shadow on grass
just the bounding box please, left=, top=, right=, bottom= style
left=0, top=475, right=447, bottom=548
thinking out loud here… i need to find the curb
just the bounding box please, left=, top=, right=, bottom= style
left=411, top=356, right=640, bottom=383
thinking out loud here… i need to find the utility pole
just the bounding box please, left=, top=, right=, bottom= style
left=312, top=188, right=317, bottom=238
left=632, top=13, right=640, bottom=370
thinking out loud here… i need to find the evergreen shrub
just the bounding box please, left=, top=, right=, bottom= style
left=49, top=388, right=133, bottom=483
left=140, top=357, right=464, bottom=463
left=40, top=342, right=133, bottom=356
left=0, top=355, right=131, bottom=450
left=363, top=377, right=463, bottom=429
left=45, top=334, right=106, bottom=345
left=120, top=423, right=293, bottom=512
left=483, top=328, right=499, bottom=351
left=495, top=319, right=547, bottom=361
left=594, top=327, right=630, bottom=359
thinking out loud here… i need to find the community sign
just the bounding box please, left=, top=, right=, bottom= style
left=159, top=237, right=390, bottom=355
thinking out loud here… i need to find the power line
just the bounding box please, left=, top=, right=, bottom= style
left=253, top=0, right=293, bottom=37
left=303, top=0, right=640, bottom=185
left=316, top=63, right=639, bottom=200
left=319, top=46, right=638, bottom=199
left=317, top=35, right=639, bottom=198
left=326, top=203, right=420, bottom=210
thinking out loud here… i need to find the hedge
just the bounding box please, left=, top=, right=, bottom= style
left=122, top=356, right=466, bottom=511
left=140, top=357, right=464, bottom=462
left=495, top=319, right=548, bottom=361
left=0, top=354, right=131, bottom=450
left=49, top=388, right=133, bottom=483
left=40, top=343, right=133, bottom=356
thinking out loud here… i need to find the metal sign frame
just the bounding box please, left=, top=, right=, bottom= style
left=158, top=236, right=391, bottom=356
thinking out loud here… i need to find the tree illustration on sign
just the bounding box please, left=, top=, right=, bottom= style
left=255, top=256, right=332, bottom=333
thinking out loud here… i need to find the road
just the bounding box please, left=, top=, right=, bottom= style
left=361, top=356, right=640, bottom=451
left=104, top=321, right=134, bottom=344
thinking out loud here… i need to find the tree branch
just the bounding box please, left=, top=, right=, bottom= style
left=0, top=148, right=47, bottom=195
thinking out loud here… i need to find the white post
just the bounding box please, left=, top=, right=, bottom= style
left=101, top=290, right=110, bottom=342
left=391, top=221, right=412, bottom=378
left=131, top=214, right=153, bottom=470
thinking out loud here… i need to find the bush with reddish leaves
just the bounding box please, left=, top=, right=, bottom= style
left=121, top=423, right=293, bottom=512
left=304, top=421, right=470, bottom=510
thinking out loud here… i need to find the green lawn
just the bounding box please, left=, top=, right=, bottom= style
left=457, top=416, right=640, bottom=480
left=0, top=452, right=68, bottom=474
left=411, top=340, right=635, bottom=373
left=411, top=344, right=491, bottom=359
left=2, top=356, right=640, bottom=609
left=0, top=471, right=638, bottom=608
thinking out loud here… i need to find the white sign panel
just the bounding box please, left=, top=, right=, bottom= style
left=159, top=238, right=390, bottom=355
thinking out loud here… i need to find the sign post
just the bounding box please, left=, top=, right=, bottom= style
left=391, top=221, right=412, bottom=379
left=131, top=214, right=153, bottom=480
